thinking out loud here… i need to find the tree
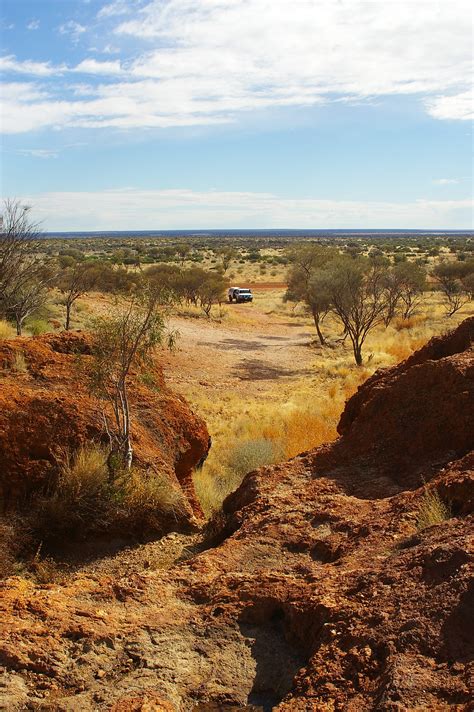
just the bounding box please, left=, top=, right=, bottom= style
left=177, top=266, right=208, bottom=306
left=381, top=269, right=403, bottom=327
left=198, top=273, right=228, bottom=317
left=145, top=263, right=182, bottom=302
left=322, top=257, right=389, bottom=365
left=462, top=271, right=474, bottom=299
left=0, top=199, right=45, bottom=321
left=285, top=245, right=335, bottom=345
left=56, top=261, right=101, bottom=330
left=394, top=261, right=426, bottom=319
left=3, top=273, right=50, bottom=335
left=90, top=291, right=176, bottom=474
left=217, top=246, right=238, bottom=273
left=176, top=242, right=191, bottom=266
left=433, top=261, right=472, bottom=317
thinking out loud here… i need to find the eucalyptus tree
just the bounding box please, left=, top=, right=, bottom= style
left=321, top=256, right=390, bottom=365
left=90, top=289, right=177, bottom=475
left=285, top=244, right=335, bottom=345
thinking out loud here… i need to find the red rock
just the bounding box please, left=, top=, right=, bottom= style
left=0, top=331, right=209, bottom=520
left=0, top=319, right=472, bottom=710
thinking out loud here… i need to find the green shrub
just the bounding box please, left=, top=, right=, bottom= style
left=26, top=319, right=50, bottom=336
left=227, top=438, right=284, bottom=480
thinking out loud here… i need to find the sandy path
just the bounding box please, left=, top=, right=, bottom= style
left=162, top=304, right=317, bottom=398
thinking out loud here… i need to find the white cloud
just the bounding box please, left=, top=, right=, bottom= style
left=117, top=0, right=472, bottom=99
left=27, top=19, right=40, bottom=31
left=0, top=55, right=58, bottom=76
left=97, top=1, right=132, bottom=19
left=426, top=90, right=474, bottom=121
left=1, top=1, right=472, bottom=133
left=58, top=20, right=87, bottom=43
left=100, top=44, right=121, bottom=55
left=0, top=80, right=232, bottom=133
left=19, top=188, right=474, bottom=231
left=434, top=178, right=459, bottom=185
left=0, top=55, right=121, bottom=78
left=72, top=59, right=122, bottom=75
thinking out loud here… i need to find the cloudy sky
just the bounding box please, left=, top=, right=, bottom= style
left=0, top=0, right=472, bottom=230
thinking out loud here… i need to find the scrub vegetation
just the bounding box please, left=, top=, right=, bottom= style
left=1, top=200, right=473, bottom=519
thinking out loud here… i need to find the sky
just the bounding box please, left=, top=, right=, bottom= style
left=0, top=0, right=472, bottom=231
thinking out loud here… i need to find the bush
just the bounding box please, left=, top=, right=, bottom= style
left=37, top=444, right=110, bottom=538
left=416, top=488, right=451, bottom=530
left=227, top=438, right=284, bottom=480
left=57, top=444, right=108, bottom=502
left=34, top=444, right=185, bottom=544
left=120, top=469, right=188, bottom=530
left=26, top=318, right=50, bottom=336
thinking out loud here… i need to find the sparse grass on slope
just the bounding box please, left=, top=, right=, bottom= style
left=417, top=488, right=451, bottom=530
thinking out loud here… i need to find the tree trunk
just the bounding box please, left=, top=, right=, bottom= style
left=353, top=342, right=363, bottom=366
left=65, top=302, right=72, bottom=330
left=312, top=309, right=325, bottom=345
left=16, top=316, right=22, bottom=336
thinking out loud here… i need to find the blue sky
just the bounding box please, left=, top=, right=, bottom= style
left=0, top=0, right=472, bottom=230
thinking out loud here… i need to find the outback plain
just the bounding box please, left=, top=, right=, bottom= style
left=0, top=220, right=473, bottom=711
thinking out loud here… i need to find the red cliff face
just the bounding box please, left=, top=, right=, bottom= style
left=0, top=320, right=472, bottom=711
left=0, top=331, right=209, bottom=521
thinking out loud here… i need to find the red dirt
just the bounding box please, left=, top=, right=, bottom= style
left=0, top=319, right=472, bottom=710
left=0, top=331, right=209, bottom=520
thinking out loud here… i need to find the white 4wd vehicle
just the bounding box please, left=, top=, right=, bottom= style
left=228, top=287, right=253, bottom=303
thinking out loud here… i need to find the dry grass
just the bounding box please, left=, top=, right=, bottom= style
left=120, top=468, right=188, bottom=521
left=192, top=375, right=361, bottom=516
left=0, top=320, right=15, bottom=339
left=11, top=352, right=28, bottom=373
left=35, top=444, right=184, bottom=544
left=56, top=443, right=109, bottom=501
left=416, top=488, right=451, bottom=530
left=191, top=292, right=473, bottom=516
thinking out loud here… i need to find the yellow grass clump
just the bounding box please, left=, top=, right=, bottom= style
left=0, top=320, right=15, bottom=339
left=416, top=488, right=451, bottom=530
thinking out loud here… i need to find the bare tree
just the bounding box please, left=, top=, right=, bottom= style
left=395, top=261, right=427, bottom=319
left=90, top=291, right=176, bottom=474
left=381, top=269, right=403, bottom=327
left=176, top=242, right=191, bottom=266
left=217, top=246, right=238, bottom=273
left=0, top=199, right=45, bottom=321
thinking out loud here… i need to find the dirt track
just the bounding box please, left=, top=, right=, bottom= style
left=163, top=303, right=318, bottom=398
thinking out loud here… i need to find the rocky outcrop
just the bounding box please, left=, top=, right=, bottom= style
left=0, top=319, right=472, bottom=710
left=334, top=316, right=474, bottom=491
left=0, top=331, right=209, bottom=520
